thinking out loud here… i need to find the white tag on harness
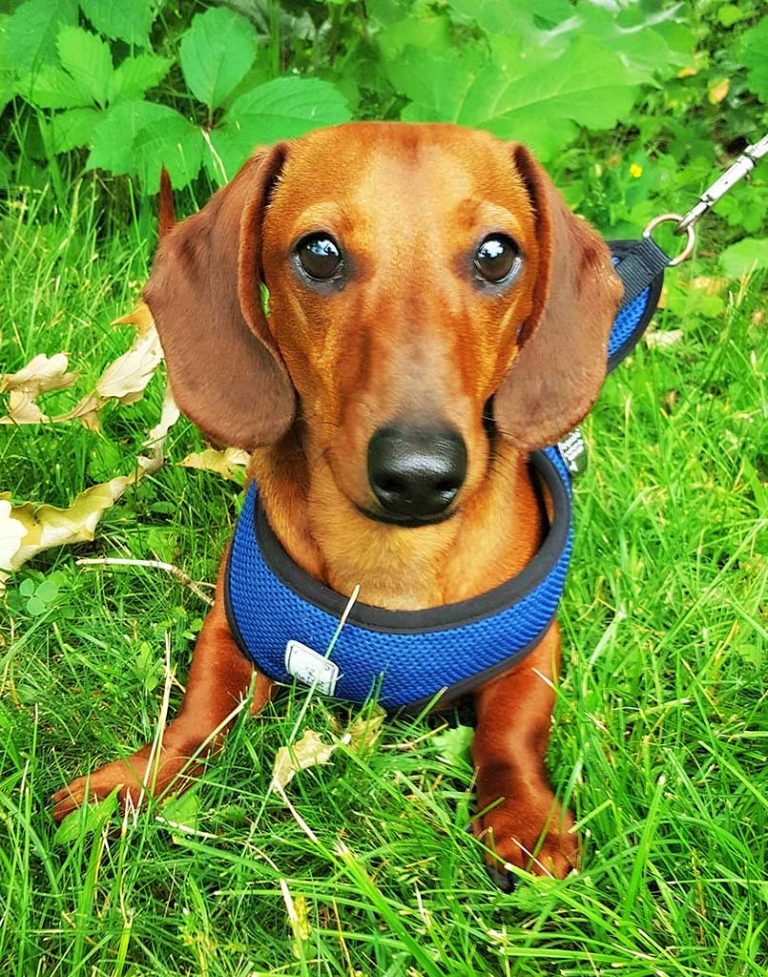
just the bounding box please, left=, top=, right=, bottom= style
left=557, top=427, right=588, bottom=476
left=285, top=640, right=340, bottom=696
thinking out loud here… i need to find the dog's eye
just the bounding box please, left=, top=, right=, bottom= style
left=297, top=234, right=343, bottom=280
left=474, top=235, right=519, bottom=283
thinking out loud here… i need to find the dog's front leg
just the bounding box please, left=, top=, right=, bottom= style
left=472, top=622, right=577, bottom=884
left=52, top=553, right=272, bottom=821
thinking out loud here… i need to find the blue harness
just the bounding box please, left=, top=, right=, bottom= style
left=225, top=239, right=667, bottom=710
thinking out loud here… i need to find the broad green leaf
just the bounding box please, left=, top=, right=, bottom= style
left=79, top=0, right=155, bottom=48
left=211, top=77, right=350, bottom=178
left=132, top=111, right=205, bottom=191
left=576, top=4, right=693, bottom=80
left=2, top=0, right=77, bottom=74
left=397, top=33, right=638, bottom=161
left=0, top=15, right=13, bottom=113
left=15, top=64, right=90, bottom=110
left=180, top=7, right=259, bottom=111
left=108, top=53, right=172, bottom=103
left=446, top=0, right=572, bottom=36
left=742, top=17, right=768, bottom=102
left=50, top=107, right=100, bottom=152
left=389, top=41, right=486, bottom=126
left=720, top=238, right=768, bottom=278
left=377, top=12, right=453, bottom=60
left=57, top=26, right=113, bottom=108
left=87, top=100, right=175, bottom=175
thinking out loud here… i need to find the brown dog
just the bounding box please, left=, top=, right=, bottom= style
left=53, top=123, right=621, bottom=881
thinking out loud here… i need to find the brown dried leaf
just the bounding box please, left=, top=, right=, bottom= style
left=0, top=457, right=157, bottom=592
left=181, top=447, right=250, bottom=482
left=270, top=729, right=338, bottom=793
left=0, top=352, right=78, bottom=396
left=0, top=390, right=50, bottom=425
left=644, top=329, right=684, bottom=349
left=345, top=707, right=386, bottom=752
left=95, top=332, right=162, bottom=403
left=708, top=78, right=729, bottom=104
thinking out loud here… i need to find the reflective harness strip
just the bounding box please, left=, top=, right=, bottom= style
left=224, top=240, right=667, bottom=710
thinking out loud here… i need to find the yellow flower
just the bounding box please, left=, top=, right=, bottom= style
left=629, top=163, right=643, bottom=178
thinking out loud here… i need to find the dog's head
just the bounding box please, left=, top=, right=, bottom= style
left=145, top=123, right=621, bottom=527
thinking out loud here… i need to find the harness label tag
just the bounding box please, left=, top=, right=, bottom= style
left=557, top=427, right=588, bottom=476
left=285, top=640, right=340, bottom=696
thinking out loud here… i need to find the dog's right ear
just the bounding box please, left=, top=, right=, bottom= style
left=143, top=145, right=295, bottom=450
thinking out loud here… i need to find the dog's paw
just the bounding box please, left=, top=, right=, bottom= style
left=51, top=745, right=195, bottom=822
left=476, top=791, right=578, bottom=883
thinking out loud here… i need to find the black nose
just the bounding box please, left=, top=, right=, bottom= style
left=367, top=425, right=467, bottom=521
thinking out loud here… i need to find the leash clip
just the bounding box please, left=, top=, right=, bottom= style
left=676, top=132, right=768, bottom=233
left=643, top=131, right=768, bottom=267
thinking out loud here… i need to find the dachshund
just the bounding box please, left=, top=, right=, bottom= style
left=53, top=123, right=622, bottom=882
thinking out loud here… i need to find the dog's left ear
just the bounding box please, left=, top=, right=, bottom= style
left=494, top=144, right=623, bottom=450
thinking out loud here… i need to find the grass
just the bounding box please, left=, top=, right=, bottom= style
left=1, top=180, right=766, bottom=977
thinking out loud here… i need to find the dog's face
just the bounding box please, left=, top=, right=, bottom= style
left=261, top=125, right=541, bottom=525
left=145, top=122, right=621, bottom=528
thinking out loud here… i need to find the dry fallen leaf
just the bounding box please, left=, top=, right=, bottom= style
left=1, top=390, right=50, bottom=424
left=1, top=304, right=163, bottom=429
left=708, top=78, right=729, bottom=104
left=270, top=729, right=338, bottom=793
left=54, top=303, right=163, bottom=431
left=345, top=707, right=386, bottom=752
left=0, top=352, right=79, bottom=425
left=644, top=329, right=684, bottom=349
left=0, top=352, right=78, bottom=397
left=0, top=456, right=158, bottom=592
left=181, top=447, right=250, bottom=482
left=0, top=498, right=28, bottom=591
left=145, top=383, right=180, bottom=447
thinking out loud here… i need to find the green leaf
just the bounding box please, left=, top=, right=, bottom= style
left=19, top=578, right=36, bottom=598
left=108, top=53, right=172, bottom=103
left=742, top=17, right=768, bottom=102
left=447, top=0, right=572, bottom=36
left=79, top=0, right=156, bottom=49
left=720, top=238, right=768, bottom=278
left=35, top=576, right=60, bottom=603
left=211, top=77, right=350, bottom=181
left=396, top=32, right=639, bottom=162
left=53, top=791, right=119, bottom=846
left=15, top=64, right=90, bottom=109
left=132, top=111, right=205, bottom=191
left=86, top=99, right=175, bottom=175
left=2, top=0, right=78, bottom=74
left=25, top=595, right=48, bottom=616
left=432, top=724, right=474, bottom=767
left=718, top=4, right=746, bottom=27
left=90, top=100, right=203, bottom=191
left=50, top=107, right=100, bottom=152
left=0, top=15, right=14, bottom=113
left=180, top=7, right=259, bottom=111
left=161, top=790, right=200, bottom=839
left=57, top=26, right=113, bottom=108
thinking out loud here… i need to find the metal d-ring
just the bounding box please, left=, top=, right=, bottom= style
left=643, top=213, right=696, bottom=267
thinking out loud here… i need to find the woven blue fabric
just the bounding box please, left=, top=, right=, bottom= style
left=226, top=447, right=572, bottom=709
left=224, top=243, right=662, bottom=710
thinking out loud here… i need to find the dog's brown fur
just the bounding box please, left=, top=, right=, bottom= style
left=53, top=123, right=621, bottom=879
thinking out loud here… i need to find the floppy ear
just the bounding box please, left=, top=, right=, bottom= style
left=494, top=144, right=622, bottom=450
left=143, top=145, right=295, bottom=450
